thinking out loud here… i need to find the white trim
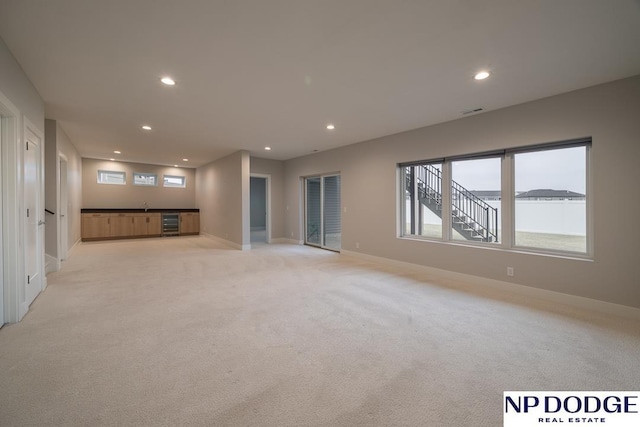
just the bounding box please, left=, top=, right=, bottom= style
left=201, top=232, right=247, bottom=250
left=24, top=116, right=46, bottom=309
left=0, top=115, right=2, bottom=326
left=58, top=152, right=69, bottom=261
left=68, top=238, right=81, bottom=256
left=340, top=249, right=640, bottom=321
left=45, top=253, right=60, bottom=274
left=250, top=173, right=271, bottom=244
left=0, top=90, right=23, bottom=323
left=272, top=238, right=303, bottom=245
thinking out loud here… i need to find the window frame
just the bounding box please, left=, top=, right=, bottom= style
left=97, top=169, right=126, bottom=185
left=508, top=142, right=590, bottom=255
left=398, top=138, right=592, bottom=258
left=163, top=174, right=186, bottom=188
left=133, top=172, right=158, bottom=187
left=401, top=161, right=444, bottom=240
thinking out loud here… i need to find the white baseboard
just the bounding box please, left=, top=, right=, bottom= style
left=202, top=232, right=248, bottom=250
left=271, top=238, right=303, bottom=245
left=68, top=238, right=81, bottom=256
left=340, top=249, right=640, bottom=321
left=45, top=253, right=60, bottom=274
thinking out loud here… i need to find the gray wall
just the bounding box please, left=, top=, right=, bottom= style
left=0, top=37, right=44, bottom=134
left=196, top=150, right=250, bottom=247
left=250, top=157, right=285, bottom=239
left=0, top=36, right=46, bottom=322
left=45, top=119, right=83, bottom=258
left=58, top=125, right=83, bottom=249
left=82, top=158, right=195, bottom=209
left=283, top=75, right=640, bottom=309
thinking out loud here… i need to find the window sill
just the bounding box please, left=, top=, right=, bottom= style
left=398, top=235, right=593, bottom=262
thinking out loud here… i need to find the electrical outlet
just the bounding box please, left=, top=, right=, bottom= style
left=291, top=231, right=294, bottom=237
left=356, top=242, right=360, bottom=249
left=507, top=267, right=514, bottom=277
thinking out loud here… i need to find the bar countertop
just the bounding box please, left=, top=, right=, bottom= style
left=81, top=208, right=199, bottom=213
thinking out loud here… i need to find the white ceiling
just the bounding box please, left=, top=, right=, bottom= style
left=1, top=0, right=639, bottom=167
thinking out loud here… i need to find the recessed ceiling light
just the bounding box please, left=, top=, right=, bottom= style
left=161, top=77, right=176, bottom=86
left=113, top=150, right=121, bottom=154
left=174, top=164, right=179, bottom=167
left=182, top=158, right=189, bottom=162
left=141, top=125, right=152, bottom=130
left=326, top=124, right=335, bottom=130
left=474, top=71, right=491, bottom=80
left=109, top=158, right=115, bottom=161
left=265, top=147, right=272, bottom=151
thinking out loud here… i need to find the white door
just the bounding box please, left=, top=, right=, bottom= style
left=24, top=132, right=43, bottom=307
left=59, top=157, right=68, bottom=260
left=0, top=118, right=4, bottom=327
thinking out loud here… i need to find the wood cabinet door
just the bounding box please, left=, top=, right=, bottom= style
left=191, top=213, right=200, bottom=233
left=180, top=212, right=199, bottom=234
left=147, top=214, right=161, bottom=236
left=82, top=214, right=110, bottom=239
left=110, top=214, right=134, bottom=237
left=132, top=216, right=148, bottom=236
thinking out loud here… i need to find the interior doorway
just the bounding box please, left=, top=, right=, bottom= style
left=304, top=174, right=341, bottom=251
left=250, top=175, right=270, bottom=246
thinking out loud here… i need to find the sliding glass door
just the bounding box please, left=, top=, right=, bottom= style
left=305, top=174, right=341, bottom=251
left=305, top=177, right=322, bottom=245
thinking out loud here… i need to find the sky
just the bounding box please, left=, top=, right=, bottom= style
left=451, top=146, right=586, bottom=193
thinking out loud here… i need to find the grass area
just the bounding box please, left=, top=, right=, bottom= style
left=515, top=231, right=586, bottom=253
left=408, top=223, right=586, bottom=253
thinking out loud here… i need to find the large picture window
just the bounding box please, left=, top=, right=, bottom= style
left=399, top=139, right=590, bottom=256
left=514, top=145, right=587, bottom=252
left=451, top=157, right=501, bottom=243
left=403, top=163, right=443, bottom=239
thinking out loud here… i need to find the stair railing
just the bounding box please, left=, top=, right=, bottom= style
left=451, top=180, right=498, bottom=242
left=416, top=164, right=442, bottom=207
left=408, top=164, right=498, bottom=242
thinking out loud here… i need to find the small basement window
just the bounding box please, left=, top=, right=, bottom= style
left=163, top=175, right=186, bottom=188
left=133, top=172, right=158, bottom=186
left=97, top=170, right=126, bottom=185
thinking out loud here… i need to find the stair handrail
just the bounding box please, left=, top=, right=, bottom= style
left=410, top=164, right=498, bottom=242
left=451, top=179, right=498, bottom=242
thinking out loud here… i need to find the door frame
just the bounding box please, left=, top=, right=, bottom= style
left=23, top=118, right=46, bottom=310
left=249, top=173, right=271, bottom=244
left=0, top=109, right=3, bottom=327
left=58, top=153, right=69, bottom=261
left=304, top=173, right=341, bottom=252
left=1, top=89, right=23, bottom=323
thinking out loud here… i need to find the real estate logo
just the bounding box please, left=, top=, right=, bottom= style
left=504, top=391, right=640, bottom=426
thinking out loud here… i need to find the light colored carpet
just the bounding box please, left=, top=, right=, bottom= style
left=1, top=236, right=639, bottom=426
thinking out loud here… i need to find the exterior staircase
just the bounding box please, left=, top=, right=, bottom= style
left=406, top=164, right=498, bottom=242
